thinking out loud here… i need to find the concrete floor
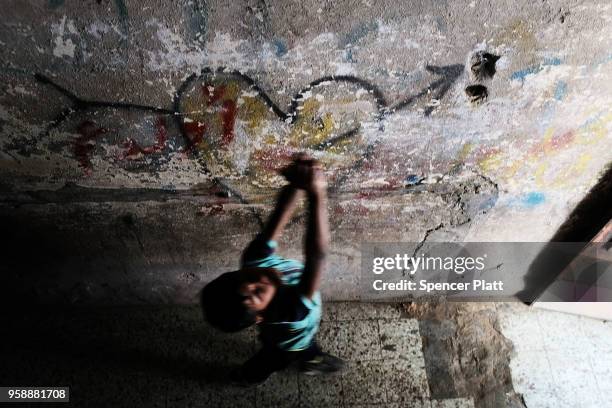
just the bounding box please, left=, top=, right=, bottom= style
left=498, top=304, right=612, bottom=408
left=2, top=302, right=610, bottom=407
left=0, top=303, right=476, bottom=407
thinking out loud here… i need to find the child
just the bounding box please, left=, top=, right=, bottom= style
left=200, top=155, right=344, bottom=385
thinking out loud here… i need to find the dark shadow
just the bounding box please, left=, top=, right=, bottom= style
left=0, top=306, right=251, bottom=386
left=517, top=163, right=612, bottom=303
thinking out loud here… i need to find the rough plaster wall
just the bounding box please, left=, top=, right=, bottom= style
left=0, top=0, right=611, bottom=303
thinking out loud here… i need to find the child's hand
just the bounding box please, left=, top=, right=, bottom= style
left=306, top=164, right=327, bottom=195
left=280, top=153, right=313, bottom=187
left=280, top=154, right=326, bottom=193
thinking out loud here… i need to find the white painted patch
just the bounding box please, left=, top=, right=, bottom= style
left=86, top=21, right=112, bottom=39
left=6, top=85, right=34, bottom=97
left=332, top=62, right=356, bottom=75
left=146, top=21, right=250, bottom=73
left=51, top=16, right=76, bottom=59
left=403, top=38, right=420, bottom=49
left=241, top=90, right=260, bottom=98
left=354, top=88, right=369, bottom=99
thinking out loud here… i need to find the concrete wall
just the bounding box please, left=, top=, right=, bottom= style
left=1, top=0, right=611, bottom=303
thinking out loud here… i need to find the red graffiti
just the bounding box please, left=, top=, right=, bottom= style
left=356, top=180, right=401, bottom=199
left=183, top=121, right=207, bottom=153
left=554, top=130, right=575, bottom=148
left=199, top=83, right=237, bottom=148
left=74, top=121, right=107, bottom=174
left=527, top=130, right=576, bottom=156
left=250, top=147, right=297, bottom=172
left=333, top=202, right=371, bottom=216
left=220, top=100, right=237, bottom=146
left=120, top=118, right=168, bottom=160
left=201, top=84, right=226, bottom=105
left=472, top=145, right=501, bottom=163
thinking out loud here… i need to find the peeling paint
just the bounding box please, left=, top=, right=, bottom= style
left=1, top=0, right=612, bottom=298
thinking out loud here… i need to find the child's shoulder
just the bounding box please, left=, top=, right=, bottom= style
left=241, top=235, right=275, bottom=265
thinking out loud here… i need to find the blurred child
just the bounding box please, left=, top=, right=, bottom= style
left=201, top=155, right=344, bottom=385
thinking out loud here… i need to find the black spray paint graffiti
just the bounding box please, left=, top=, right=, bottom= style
left=37, top=63, right=463, bottom=173
left=32, top=64, right=464, bottom=225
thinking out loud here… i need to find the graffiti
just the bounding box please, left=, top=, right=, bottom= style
left=510, top=57, right=562, bottom=82
left=35, top=63, right=464, bottom=198
left=474, top=110, right=611, bottom=191
left=71, top=117, right=171, bottom=172
left=505, top=191, right=546, bottom=209
left=73, top=121, right=107, bottom=174
left=120, top=118, right=168, bottom=160
left=553, top=81, right=568, bottom=101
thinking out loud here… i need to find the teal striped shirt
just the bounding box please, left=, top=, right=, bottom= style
left=241, top=237, right=321, bottom=351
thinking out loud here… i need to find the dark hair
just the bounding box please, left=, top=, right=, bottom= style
left=200, top=271, right=256, bottom=333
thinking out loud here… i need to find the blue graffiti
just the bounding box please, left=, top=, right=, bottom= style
left=272, top=39, right=288, bottom=57
left=405, top=175, right=424, bottom=186
left=554, top=81, right=568, bottom=100
left=506, top=191, right=546, bottom=209
left=510, top=58, right=562, bottom=82
left=522, top=192, right=546, bottom=208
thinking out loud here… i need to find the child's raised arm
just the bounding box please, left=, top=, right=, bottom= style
left=259, top=184, right=302, bottom=243
left=298, top=165, right=330, bottom=299
left=260, top=153, right=319, bottom=243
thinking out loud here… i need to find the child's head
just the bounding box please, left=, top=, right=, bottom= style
left=200, top=267, right=282, bottom=332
